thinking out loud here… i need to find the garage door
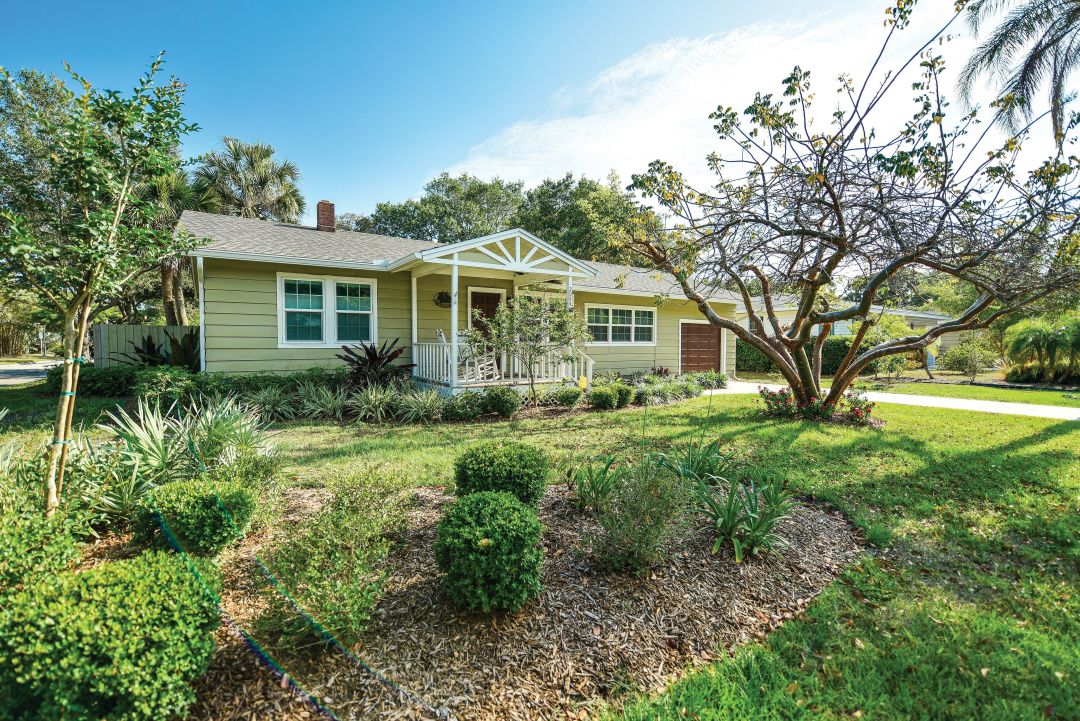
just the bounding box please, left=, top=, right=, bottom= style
left=681, top=323, right=723, bottom=372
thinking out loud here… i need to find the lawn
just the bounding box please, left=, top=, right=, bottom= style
left=3, top=383, right=1077, bottom=719
left=862, top=380, right=1080, bottom=408
left=272, top=395, right=1079, bottom=720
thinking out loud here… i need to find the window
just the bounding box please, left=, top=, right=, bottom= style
left=335, top=282, right=372, bottom=342
left=585, top=305, right=656, bottom=345
left=283, top=279, right=324, bottom=342
left=278, top=274, right=377, bottom=347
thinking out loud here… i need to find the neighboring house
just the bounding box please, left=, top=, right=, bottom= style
left=182, top=202, right=741, bottom=389
left=734, top=304, right=962, bottom=353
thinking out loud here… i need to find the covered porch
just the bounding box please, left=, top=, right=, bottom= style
left=390, top=229, right=598, bottom=389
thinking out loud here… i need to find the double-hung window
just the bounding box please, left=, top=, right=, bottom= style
left=279, top=274, right=377, bottom=347
left=585, top=304, right=656, bottom=345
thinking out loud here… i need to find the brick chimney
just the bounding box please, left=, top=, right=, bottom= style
left=316, top=200, right=335, bottom=232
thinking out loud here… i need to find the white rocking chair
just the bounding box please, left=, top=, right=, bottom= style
left=437, top=329, right=501, bottom=383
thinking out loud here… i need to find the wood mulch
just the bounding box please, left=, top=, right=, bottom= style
left=191, top=485, right=862, bottom=721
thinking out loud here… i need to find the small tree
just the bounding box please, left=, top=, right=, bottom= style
left=0, top=56, right=198, bottom=513
left=626, top=4, right=1080, bottom=410
left=465, top=291, right=591, bottom=405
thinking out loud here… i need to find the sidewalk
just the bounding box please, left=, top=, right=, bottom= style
left=709, top=381, right=1080, bottom=421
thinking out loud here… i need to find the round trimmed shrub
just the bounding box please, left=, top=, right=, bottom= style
left=434, top=491, right=543, bottom=613
left=134, top=479, right=257, bottom=555
left=612, top=382, right=633, bottom=408
left=454, top=440, right=549, bottom=505
left=554, top=385, right=583, bottom=407
left=481, top=386, right=522, bottom=418
left=443, top=389, right=484, bottom=421
left=0, top=551, right=220, bottom=721
left=589, top=385, right=618, bottom=410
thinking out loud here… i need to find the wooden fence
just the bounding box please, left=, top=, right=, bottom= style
left=92, top=324, right=197, bottom=368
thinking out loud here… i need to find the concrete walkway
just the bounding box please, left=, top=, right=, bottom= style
left=709, top=381, right=1080, bottom=421
left=0, top=360, right=60, bottom=387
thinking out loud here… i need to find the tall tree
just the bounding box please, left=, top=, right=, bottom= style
left=138, top=169, right=217, bottom=324
left=194, top=136, right=305, bottom=222
left=959, top=0, right=1080, bottom=143
left=0, top=56, right=198, bottom=513
left=627, top=4, right=1080, bottom=409
left=515, top=172, right=661, bottom=264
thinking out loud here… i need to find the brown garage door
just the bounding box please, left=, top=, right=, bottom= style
left=681, top=323, right=722, bottom=372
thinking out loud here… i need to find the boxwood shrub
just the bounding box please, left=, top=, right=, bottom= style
left=589, top=385, right=618, bottom=410
left=435, top=491, right=543, bottom=613
left=44, top=364, right=139, bottom=396
left=134, top=479, right=257, bottom=555
left=612, top=382, right=633, bottom=408
left=0, top=509, right=82, bottom=594
left=481, top=386, right=521, bottom=418
left=554, top=385, right=583, bottom=407
left=0, top=551, right=220, bottom=721
left=454, top=440, right=549, bottom=506
left=443, top=389, right=484, bottom=421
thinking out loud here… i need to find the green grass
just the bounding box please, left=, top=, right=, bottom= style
left=0, top=382, right=123, bottom=444
left=861, top=381, right=1080, bottom=408
left=1, top=383, right=1076, bottom=719
left=0, top=355, right=50, bottom=365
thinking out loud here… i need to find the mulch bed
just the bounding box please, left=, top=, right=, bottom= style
left=191, top=486, right=862, bottom=721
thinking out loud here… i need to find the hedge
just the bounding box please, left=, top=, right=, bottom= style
left=736, top=336, right=856, bottom=375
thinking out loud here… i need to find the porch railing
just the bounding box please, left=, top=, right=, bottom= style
left=412, top=342, right=594, bottom=386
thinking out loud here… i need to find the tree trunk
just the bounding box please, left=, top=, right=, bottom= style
left=162, top=259, right=178, bottom=326
left=43, top=295, right=90, bottom=515
left=173, top=266, right=189, bottom=325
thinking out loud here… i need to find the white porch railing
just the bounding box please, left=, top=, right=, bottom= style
left=412, top=342, right=594, bottom=386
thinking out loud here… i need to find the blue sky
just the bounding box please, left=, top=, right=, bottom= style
left=8, top=1, right=989, bottom=222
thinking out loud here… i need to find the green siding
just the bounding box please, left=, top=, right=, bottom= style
left=201, top=259, right=737, bottom=376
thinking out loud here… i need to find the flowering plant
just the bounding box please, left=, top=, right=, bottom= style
left=842, top=390, right=876, bottom=425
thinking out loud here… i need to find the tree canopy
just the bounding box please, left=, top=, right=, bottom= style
left=193, top=136, right=304, bottom=222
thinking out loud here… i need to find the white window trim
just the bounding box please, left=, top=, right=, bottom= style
left=276, top=271, right=378, bottom=348
left=678, top=318, right=727, bottom=375
left=466, top=286, right=507, bottom=329
left=584, top=302, right=657, bottom=347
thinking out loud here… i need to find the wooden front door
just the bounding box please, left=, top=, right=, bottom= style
left=680, top=323, right=722, bottom=372
left=470, top=291, right=503, bottom=334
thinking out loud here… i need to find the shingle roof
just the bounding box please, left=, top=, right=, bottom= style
left=575, top=261, right=686, bottom=296
left=180, top=210, right=438, bottom=266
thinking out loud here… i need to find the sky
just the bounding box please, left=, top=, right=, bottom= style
left=4, top=1, right=1049, bottom=224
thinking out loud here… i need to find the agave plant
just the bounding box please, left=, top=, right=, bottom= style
left=115, top=334, right=170, bottom=366
left=336, top=338, right=416, bottom=389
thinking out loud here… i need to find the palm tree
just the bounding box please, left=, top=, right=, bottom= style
left=1004, top=317, right=1065, bottom=379
left=139, top=169, right=218, bottom=325
left=959, top=0, right=1080, bottom=144
left=194, top=137, right=305, bottom=223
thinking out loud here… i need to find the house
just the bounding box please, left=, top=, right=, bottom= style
left=181, top=202, right=742, bottom=389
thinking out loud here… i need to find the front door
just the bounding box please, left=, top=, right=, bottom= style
left=470, top=291, right=503, bottom=335
left=681, top=322, right=723, bottom=372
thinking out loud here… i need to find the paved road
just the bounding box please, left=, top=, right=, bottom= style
left=710, top=381, right=1080, bottom=421
left=0, top=360, right=60, bottom=387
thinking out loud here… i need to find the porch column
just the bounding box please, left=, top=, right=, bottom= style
left=449, top=258, right=459, bottom=388
left=566, top=266, right=574, bottom=309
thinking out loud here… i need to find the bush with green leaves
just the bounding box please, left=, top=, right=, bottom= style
left=481, top=386, right=521, bottom=418
left=434, top=491, right=543, bottom=613
left=589, top=385, right=618, bottom=410
left=443, top=389, right=483, bottom=421
left=0, top=552, right=220, bottom=721
left=938, top=335, right=999, bottom=377
left=134, top=479, right=256, bottom=555
left=569, top=454, right=623, bottom=514
left=296, top=381, right=350, bottom=421
left=554, top=385, right=583, bottom=407
left=44, top=364, right=138, bottom=396
left=454, top=440, right=549, bottom=506
left=397, top=389, right=444, bottom=424
left=245, top=385, right=298, bottom=421
left=694, top=475, right=794, bottom=562
left=612, top=382, right=634, bottom=408
left=348, top=384, right=401, bottom=423
left=133, top=365, right=195, bottom=405
left=261, top=465, right=407, bottom=648
left=591, top=456, right=691, bottom=574
left=682, top=370, right=728, bottom=390
left=0, top=509, right=82, bottom=594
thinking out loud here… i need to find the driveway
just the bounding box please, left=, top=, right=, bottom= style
left=0, top=360, right=60, bottom=387
left=710, top=380, right=1080, bottom=421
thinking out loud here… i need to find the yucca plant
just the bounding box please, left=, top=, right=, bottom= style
left=349, top=385, right=401, bottom=424
left=657, top=436, right=733, bottom=485
left=735, top=478, right=794, bottom=562
left=396, top=389, right=444, bottom=424
left=100, top=399, right=190, bottom=485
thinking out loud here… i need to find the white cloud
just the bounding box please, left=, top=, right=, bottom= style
left=447, top=4, right=1017, bottom=190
